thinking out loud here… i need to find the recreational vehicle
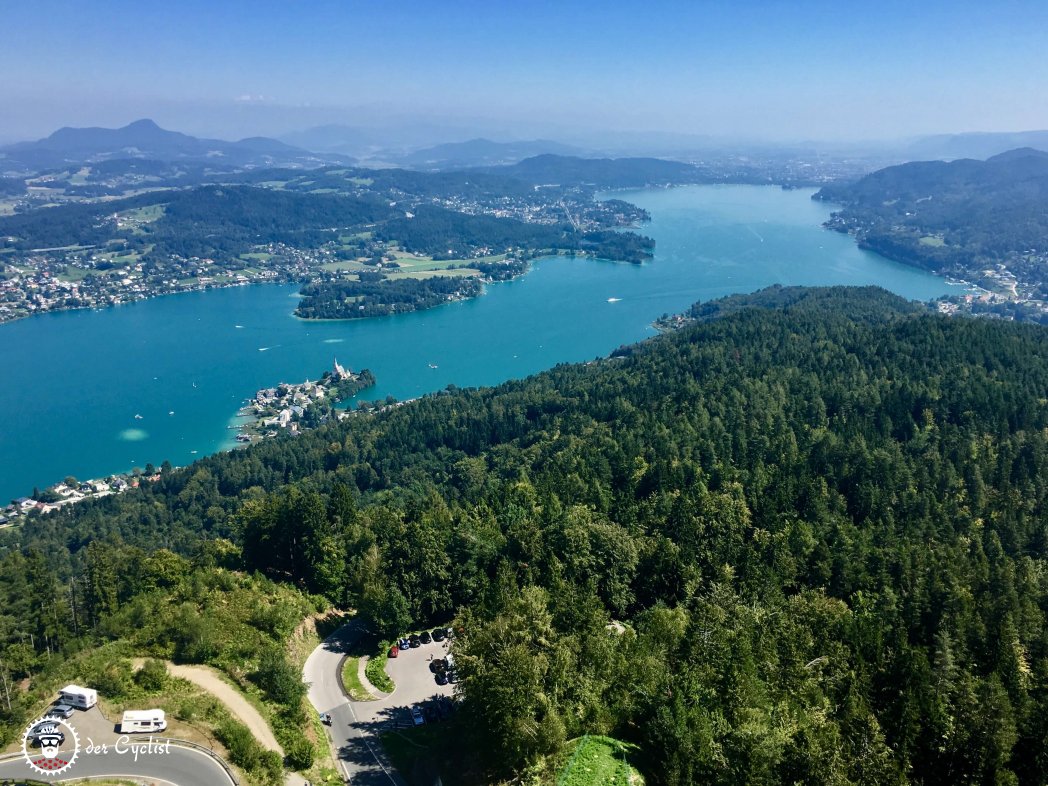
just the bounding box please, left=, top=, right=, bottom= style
left=120, top=709, right=167, bottom=734
left=57, top=685, right=97, bottom=710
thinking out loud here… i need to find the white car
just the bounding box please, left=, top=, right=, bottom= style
left=410, top=706, right=425, bottom=726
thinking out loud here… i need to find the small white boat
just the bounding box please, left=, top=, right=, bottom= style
left=607, top=297, right=621, bottom=303
left=134, top=414, right=143, bottom=420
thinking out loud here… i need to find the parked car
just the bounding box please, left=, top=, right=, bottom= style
left=29, top=722, right=65, bottom=748
left=432, top=628, right=446, bottom=642
left=429, top=658, right=447, bottom=674
left=410, top=706, right=425, bottom=726
left=420, top=630, right=432, bottom=644
left=409, top=634, right=421, bottom=648
left=398, top=637, right=411, bottom=650
left=435, top=671, right=449, bottom=686
left=49, top=704, right=74, bottom=720
left=388, top=645, right=399, bottom=658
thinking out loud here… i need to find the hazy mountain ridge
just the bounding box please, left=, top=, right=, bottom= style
left=815, top=147, right=1048, bottom=205
left=479, top=153, right=707, bottom=187
left=395, top=138, right=584, bottom=169
left=0, top=119, right=348, bottom=171
left=902, top=129, right=1048, bottom=161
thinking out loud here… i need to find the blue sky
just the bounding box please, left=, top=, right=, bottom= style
left=2, top=0, right=1047, bottom=143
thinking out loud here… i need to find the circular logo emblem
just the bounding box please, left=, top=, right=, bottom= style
left=21, top=714, right=80, bottom=777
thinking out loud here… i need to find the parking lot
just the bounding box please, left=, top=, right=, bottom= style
left=19, top=703, right=117, bottom=749
left=350, top=631, right=456, bottom=730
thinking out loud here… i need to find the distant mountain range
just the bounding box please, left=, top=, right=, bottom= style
left=899, top=130, right=1048, bottom=162
left=480, top=154, right=706, bottom=188
left=0, top=119, right=350, bottom=172
left=394, top=138, right=584, bottom=169
left=816, top=147, right=1048, bottom=205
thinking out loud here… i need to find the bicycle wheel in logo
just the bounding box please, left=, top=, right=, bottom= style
left=21, top=714, right=81, bottom=777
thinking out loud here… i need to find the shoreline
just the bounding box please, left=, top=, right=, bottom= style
left=1, top=364, right=376, bottom=529
left=0, top=277, right=293, bottom=328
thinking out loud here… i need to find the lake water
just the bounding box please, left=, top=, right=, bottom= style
left=0, top=185, right=956, bottom=502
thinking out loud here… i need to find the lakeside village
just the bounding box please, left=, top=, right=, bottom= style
left=231, top=359, right=374, bottom=442
left=1, top=360, right=374, bottom=530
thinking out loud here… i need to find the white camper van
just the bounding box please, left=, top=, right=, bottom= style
left=58, top=685, right=98, bottom=710
left=120, top=709, right=167, bottom=734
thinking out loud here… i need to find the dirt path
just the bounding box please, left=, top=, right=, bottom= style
left=133, top=659, right=283, bottom=755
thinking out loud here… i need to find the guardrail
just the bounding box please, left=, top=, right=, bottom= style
left=157, top=737, right=240, bottom=785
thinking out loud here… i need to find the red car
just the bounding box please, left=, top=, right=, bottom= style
left=388, top=645, right=399, bottom=658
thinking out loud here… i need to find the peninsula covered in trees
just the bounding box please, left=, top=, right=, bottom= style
left=4, top=286, right=1048, bottom=785
left=815, top=147, right=1048, bottom=320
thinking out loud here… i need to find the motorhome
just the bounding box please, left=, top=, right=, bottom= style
left=120, top=709, right=167, bottom=734
left=57, top=685, right=97, bottom=710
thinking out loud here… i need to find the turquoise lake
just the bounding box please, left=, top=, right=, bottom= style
left=0, top=185, right=958, bottom=503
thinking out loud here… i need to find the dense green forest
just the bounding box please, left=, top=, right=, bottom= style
left=0, top=184, right=653, bottom=264
left=374, top=204, right=654, bottom=262
left=815, top=148, right=1048, bottom=298
left=0, top=186, right=396, bottom=254
left=0, top=177, right=25, bottom=196
left=296, top=272, right=482, bottom=319
left=3, top=286, right=1048, bottom=784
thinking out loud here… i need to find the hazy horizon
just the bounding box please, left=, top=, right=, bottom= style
left=3, top=0, right=1048, bottom=147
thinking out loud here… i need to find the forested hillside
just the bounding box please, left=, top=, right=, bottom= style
left=3, top=286, right=1048, bottom=784
left=815, top=148, right=1048, bottom=302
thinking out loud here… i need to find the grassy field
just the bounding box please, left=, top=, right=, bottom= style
left=321, top=259, right=368, bottom=273
left=919, top=235, right=946, bottom=247
left=120, top=204, right=166, bottom=223
left=57, top=265, right=94, bottom=281
left=394, top=268, right=480, bottom=280
left=556, top=736, right=642, bottom=786
left=341, top=655, right=376, bottom=701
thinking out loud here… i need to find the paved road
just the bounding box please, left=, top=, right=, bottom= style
left=0, top=741, right=235, bottom=785
left=304, top=620, right=398, bottom=785
left=304, top=622, right=456, bottom=785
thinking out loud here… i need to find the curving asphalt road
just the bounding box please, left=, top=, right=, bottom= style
left=304, top=620, right=456, bottom=786
left=0, top=740, right=235, bottom=785
left=304, top=621, right=403, bottom=786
